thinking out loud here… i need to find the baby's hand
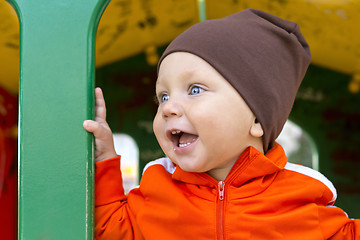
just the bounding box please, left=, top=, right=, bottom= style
left=83, top=87, right=117, bottom=162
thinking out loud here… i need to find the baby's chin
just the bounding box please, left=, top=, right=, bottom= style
left=161, top=146, right=209, bottom=173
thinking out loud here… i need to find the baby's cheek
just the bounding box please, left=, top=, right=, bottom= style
left=152, top=114, right=161, bottom=136
left=152, top=116, right=168, bottom=151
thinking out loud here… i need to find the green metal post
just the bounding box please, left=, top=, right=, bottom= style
left=7, top=0, right=110, bottom=239
left=197, top=0, right=207, bottom=22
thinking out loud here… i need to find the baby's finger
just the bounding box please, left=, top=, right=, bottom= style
left=95, top=87, right=107, bottom=121
left=83, top=120, right=99, bottom=133
left=83, top=120, right=110, bottom=140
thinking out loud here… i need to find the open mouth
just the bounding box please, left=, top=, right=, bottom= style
left=169, top=130, right=199, bottom=148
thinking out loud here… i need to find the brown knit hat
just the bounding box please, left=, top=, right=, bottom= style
left=157, top=8, right=311, bottom=153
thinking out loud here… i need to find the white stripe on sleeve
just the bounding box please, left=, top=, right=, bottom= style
left=284, top=162, right=337, bottom=204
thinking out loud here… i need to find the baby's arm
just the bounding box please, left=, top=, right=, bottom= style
left=318, top=204, right=360, bottom=239
left=83, top=88, right=141, bottom=239
left=83, top=87, right=117, bottom=162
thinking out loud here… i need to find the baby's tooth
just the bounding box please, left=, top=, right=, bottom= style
left=179, top=142, right=191, bottom=148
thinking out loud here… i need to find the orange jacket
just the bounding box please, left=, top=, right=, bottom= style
left=95, top=143, right=360, bottom=239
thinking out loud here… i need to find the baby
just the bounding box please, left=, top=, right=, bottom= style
left=84, top=8, right=359, bottom=240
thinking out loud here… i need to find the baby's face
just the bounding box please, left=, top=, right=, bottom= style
left=153, top=52, right=258, bottom=180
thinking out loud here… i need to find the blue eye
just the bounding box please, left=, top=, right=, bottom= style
left=190, top=86, right=203, bottom=95
left=161, top=94, right=169, bottom=103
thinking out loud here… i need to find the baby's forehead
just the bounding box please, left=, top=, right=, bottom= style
left=157, top=52, right=222, bottom=79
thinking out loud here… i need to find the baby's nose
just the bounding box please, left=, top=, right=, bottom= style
left=162, top=98, right=183, bottom=119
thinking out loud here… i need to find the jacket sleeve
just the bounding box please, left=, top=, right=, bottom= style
left=318, top=204, right=360, bottom=239
left=95, top=156, right=143, bottom=240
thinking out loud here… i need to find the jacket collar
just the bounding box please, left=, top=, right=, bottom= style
left=171, top=143, right=288, bottom=188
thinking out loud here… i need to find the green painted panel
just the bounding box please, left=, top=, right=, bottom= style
left=7, top=0, right=110, bottom=239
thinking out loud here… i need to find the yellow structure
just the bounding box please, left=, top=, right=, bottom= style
left=1, top=0, right=359, bottom=94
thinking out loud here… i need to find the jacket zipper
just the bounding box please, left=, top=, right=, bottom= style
left=218, top=181, right=225, bottom=240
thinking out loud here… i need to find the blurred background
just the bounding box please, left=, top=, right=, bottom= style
left=1, top=0, right=360, bottom=239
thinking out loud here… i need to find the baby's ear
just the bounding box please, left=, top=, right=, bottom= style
left=250, top=118, right=264, bottom=138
